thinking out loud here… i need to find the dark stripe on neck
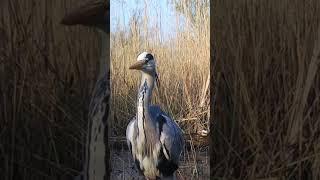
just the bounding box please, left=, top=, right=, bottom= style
left=139, top=80, right=148, bottom=145
left=141, top=89, right=147, bottom=145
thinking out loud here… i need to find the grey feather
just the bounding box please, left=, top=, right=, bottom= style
left=126, top=52, right=184, bottom=179
left=150, top=106, right=184, bottom=162
left=158, top=113, right=184, bottom=163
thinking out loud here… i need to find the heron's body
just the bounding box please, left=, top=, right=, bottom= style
left=126, top=52, right=184, bottom=179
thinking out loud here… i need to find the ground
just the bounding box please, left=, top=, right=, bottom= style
left=110, top=145, right=209, bottom=180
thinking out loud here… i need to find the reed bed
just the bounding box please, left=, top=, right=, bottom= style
left=110, top=0, right=210, bottom=137
left=212, top=0, right=320, bottom=179
left=109, top=0, right=210, bottom=178
left=0, top=0, right=210, bottom=179
left=0, top=0, right=102, bottom=179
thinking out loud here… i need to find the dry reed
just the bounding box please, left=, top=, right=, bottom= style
left=109, top=0, right=210, bottom=179
left=1, top=0, right=101, bottom=179
left=110, top=0, right=210, bottom=137
left=212, top=0, right=320, bottom=179
left=0, top=0, right=210, bottom=179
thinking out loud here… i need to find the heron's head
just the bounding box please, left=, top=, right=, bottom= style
left=129, top=52, right=156, bottom=73
left=129, top=52, right=160, bottom=87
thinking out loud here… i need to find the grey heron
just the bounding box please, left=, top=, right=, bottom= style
left=61, top=1, right=110, bottom=180
left=126, top=52, right=184, bottom=180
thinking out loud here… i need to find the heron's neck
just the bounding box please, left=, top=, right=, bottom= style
left=98, top=31, right=108, bottom=76
left=137, top=72, right=155, bottom=109
left=136, top=72, right=157, bottom=151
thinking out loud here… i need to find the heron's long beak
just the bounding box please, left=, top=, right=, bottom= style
left=129, top=60, right=146, bottom=70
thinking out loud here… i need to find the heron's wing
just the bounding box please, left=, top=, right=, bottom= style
left=126, top=116, right=136, bottom=154
left=156, top=111, right=184, bottom=164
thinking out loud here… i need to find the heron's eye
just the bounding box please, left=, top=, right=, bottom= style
left=145, top=54, right=154, bottom=61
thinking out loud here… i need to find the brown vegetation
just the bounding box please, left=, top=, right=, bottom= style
left=0, top=1, right=101, bottom=179
left=212, top=0, right=320, bottom=179
left=109, top=0, right=210, bottom=178
left=0, top=0, right=209, bottom=179
left=110, top=0, right=210, bottom=138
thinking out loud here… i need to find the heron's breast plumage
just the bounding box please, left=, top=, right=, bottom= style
left=137, top=142, right=162, bottom=178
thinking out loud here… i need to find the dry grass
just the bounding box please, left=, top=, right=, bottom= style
left=0, top=0, right=102, bottom=179
left=109, top=0, right=210, bottom=178
left=0, top=0, right=209, bottom=179
left=110, top=0, right=210, bottom=137
left=212, top=0, right=320, bottom=179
